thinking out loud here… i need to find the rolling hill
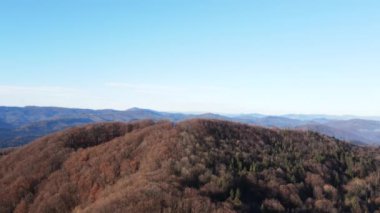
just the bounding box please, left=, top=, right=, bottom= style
left=1, top=106, right=380, bottom=148
left=1, top=119, right=380, bottom=212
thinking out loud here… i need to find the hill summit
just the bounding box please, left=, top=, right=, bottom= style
left=1, top=119, right=380, bottom=212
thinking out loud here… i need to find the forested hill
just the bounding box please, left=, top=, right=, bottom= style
left=1, top=119, right=380, bottom=212
left=2, top=106, right=380, bottom=148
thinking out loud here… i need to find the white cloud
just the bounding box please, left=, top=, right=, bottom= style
left=0, top=85, right=78, bottom=96
left=105, top=82, right=231, bottom=96
left=102, top=82, right=255, bottom=113
left=0, top=85, right=98, bottom=108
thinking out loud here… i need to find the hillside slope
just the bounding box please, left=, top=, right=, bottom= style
left=1, top=120, right=380, bottom=212
left=297, top=124, right=368, bottom=145
left=2, top=106, right=380, bottom=148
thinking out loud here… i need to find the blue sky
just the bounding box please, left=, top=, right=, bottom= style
left=1, top=0, right=379, bottom=115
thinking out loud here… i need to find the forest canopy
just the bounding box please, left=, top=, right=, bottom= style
left=1, top=119, right=380, bottom=213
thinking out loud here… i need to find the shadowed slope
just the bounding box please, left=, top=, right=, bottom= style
left=1, top=119, right=380, bottom=213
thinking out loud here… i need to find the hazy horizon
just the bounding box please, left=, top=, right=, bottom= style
left=1, top=1, right=379, bottom=115
left=2, top=105, right=380, bottom=119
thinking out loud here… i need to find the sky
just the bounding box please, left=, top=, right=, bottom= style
left=1, top=0, right=380, bottom=115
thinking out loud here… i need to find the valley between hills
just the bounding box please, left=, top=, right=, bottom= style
left=2, top=106, right=380, bottom=149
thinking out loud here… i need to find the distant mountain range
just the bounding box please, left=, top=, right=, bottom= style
left=1, top=106, right=380, bottom=147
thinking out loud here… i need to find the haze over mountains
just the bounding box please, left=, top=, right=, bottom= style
left=1, top=106, right=380, bottom=148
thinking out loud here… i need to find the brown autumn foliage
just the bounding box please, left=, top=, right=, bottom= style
left=1, top=119, right=380, bottom=212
